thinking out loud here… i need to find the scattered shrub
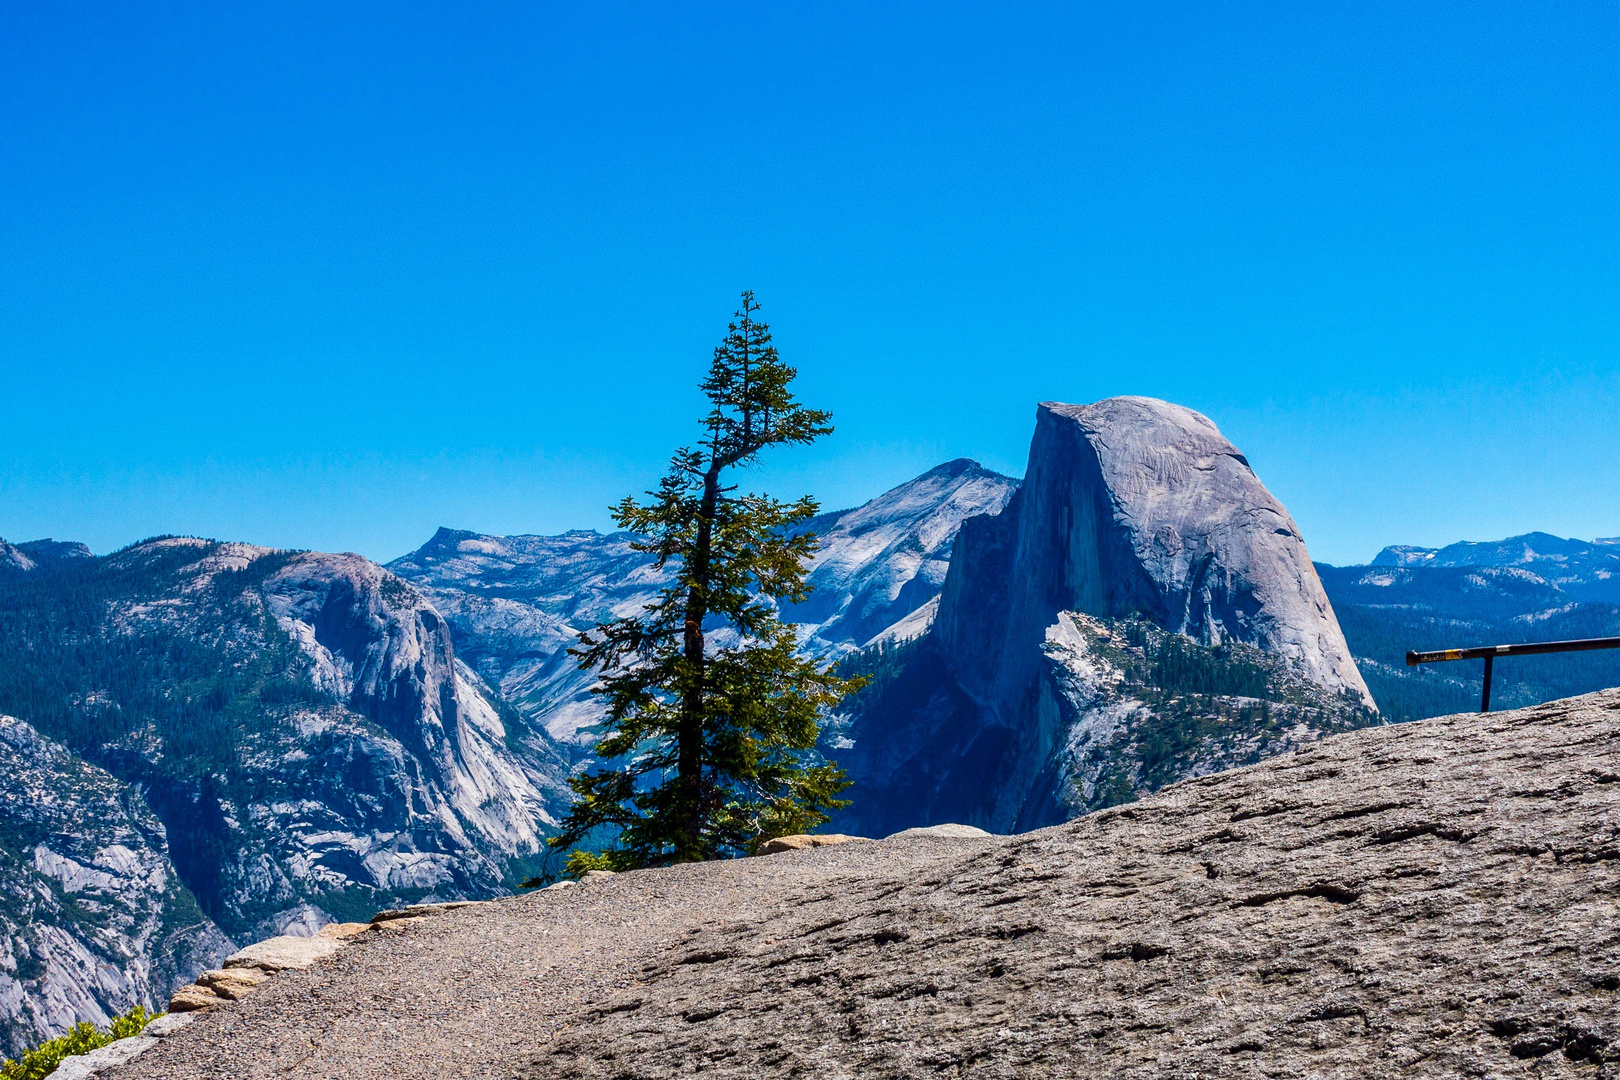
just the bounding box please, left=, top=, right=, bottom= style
left=0, top=1006, right=158, bottom=1080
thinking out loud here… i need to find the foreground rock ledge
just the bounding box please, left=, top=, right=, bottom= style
left=112, top=689, right=1620, bottom=1079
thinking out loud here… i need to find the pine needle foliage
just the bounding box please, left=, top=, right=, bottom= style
left=549, top=292, right=861, bottom=871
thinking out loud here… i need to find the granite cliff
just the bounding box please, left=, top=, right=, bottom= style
left=837, top=397, right=1377, bottom=836
left=0, top=539, right=571, bottom=1045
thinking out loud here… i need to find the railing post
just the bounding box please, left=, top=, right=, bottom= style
left=1408, top=636, right=1620, bottom=714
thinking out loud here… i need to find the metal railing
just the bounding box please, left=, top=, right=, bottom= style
left=1406, top=636, right=1620, bottom=713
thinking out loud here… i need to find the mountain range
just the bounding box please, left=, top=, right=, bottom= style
left=1371, top=532, right=1620, bottom=602
left=1319, top=533, right=1620, bottom=721
left=385, top=458, right=1018, bottom=751
left=3, top=395, right=1618, bottom=1053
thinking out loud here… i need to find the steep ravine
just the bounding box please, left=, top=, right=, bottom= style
left=113, top=688, right=1620, bottom=1080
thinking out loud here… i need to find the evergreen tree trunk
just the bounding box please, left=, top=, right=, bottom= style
left=676, top=462, right=722, bottom=860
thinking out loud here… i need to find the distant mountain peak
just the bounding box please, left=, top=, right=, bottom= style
left=1369, top=531, right=1620, bottom=604
left=916, top=457, right=1008, bottom=481
left=429, top=525, right=480, bottom=544
left=0, top=537, right=94, bottom=573
left=1371, top=544, right=1438, bottom=567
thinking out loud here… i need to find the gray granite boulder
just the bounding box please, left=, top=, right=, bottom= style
left=222, top=934, right=343, bottom=972
left=49, top=1035, right=159, bottom=1080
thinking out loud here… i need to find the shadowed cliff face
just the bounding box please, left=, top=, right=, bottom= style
left=839, top=397, right=1375, bottom=836
left=0, top=714, right=232, bottom=1057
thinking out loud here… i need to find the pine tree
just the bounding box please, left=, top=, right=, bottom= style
left=548, top=292, right=861, bottom=871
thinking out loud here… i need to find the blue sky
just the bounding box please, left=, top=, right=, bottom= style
left=2, top=3, right=1617, bottom=565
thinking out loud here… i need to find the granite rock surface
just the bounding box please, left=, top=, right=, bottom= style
left=106, top=689, right=1620, bottom=1079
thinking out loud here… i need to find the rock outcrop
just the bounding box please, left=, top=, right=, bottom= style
left=0, top=538, right=92, bottom=575
left=837, top=397, right=1376, bottom=835
left=755, top=833, right=867, bottom=855
left=108, top=689, right=1620, bottom=1079
left=0, top=540, right=33, bottom=573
